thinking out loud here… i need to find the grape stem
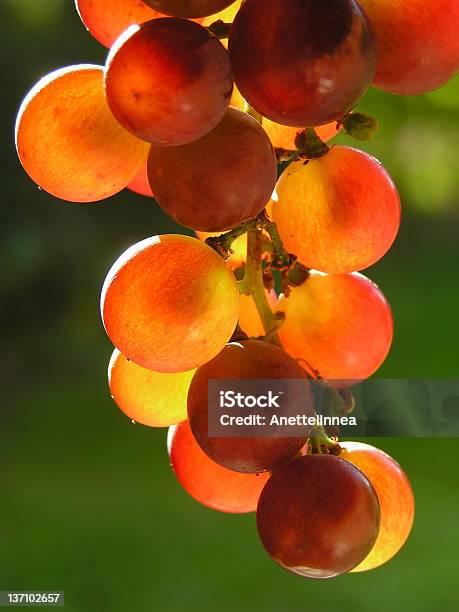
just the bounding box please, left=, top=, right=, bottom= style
left=242, top=228, right=283, bottom=346
left=205, top=210, right=294, bottom=273
left=308, top=425, right=341, bottom=455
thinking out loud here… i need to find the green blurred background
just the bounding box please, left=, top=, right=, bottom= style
left=1, top=1, right=458, bottom=610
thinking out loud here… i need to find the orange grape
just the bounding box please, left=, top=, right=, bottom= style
left=359, top=0, right=459, bottom=94
left=141, top=0, right=236, bottom=18
left=75, top=0, right=164, bottom=48
left=15, top=65, right=148, bottom=203
left=187, top=340, right=312, bottom=473
left=105, top=19, right=233, bottom=145
left=257, top=454, right=381, bottom=578
left=340, top=441, right=415, bottom=572
left=168, top=420, right=270, bottom=513
left=272, top=146, right=401, bottom=273
left=108, top=349, right=194, bottom=427
left=147, top=107, right=276, bottom=231
left=229, top=0, right=376, bottom=127
left=101, top=235, right=239, bottom=372
left=278, top=272, right=393, bottom=385
left=238, top=291, right=279, bottom=338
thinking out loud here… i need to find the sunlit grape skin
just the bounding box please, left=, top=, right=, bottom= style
left=148, top=108, right=276, bottom=232
left=239, top=291, right=279, bottom=338
left=105, top=19, right=233, bottom=145
left=340, top=442, right=415, bottom=572
left=142, top=0, right=236, bottom=18
left=108, top=349, right=195, bottom=427
left=168, top=421, right=270, bottom=513
left=278, top=272, right=393, bottom=385
left=101, top=235, right=239, bottom=373
left=75, top=0, right=164, bottom=48
left=359, top=0, right=459, bottom=95
left=272, top=146, right=401, bottom=274
left=229, top=0, right=376, bottom=127
left=256, top=454, right=381, bottom=578
left=15, top=65, right=148, bottom=203
left=202, top=0, right=241, bottom=26
left=187, top=340, right=312, bottom=473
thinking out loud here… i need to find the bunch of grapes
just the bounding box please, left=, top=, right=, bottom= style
left=16, top=0, right=458, bottom=579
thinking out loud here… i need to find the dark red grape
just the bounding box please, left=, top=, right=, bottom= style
left=148, top=107, right=276, bottom=231
left=257, top=454, right=381, bottom=578
left=228, top=0, right=376, bottom=127
left=187, top=340, right=313, bottom=473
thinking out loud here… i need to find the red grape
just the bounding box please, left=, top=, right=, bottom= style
left=105, top=19, right=233, bottom=145
left=278, top=272, right=393, bottom=385
left=359, top=0, right=459, bottom=94
left=187, top=340, right=313, bottom=473
left=256, top=454, right=380, bottom=578
left=168, top=420, right=270, bottom=513
left=147, top=107, right=276, bottom=231
left=108, top=349, right=194, bottom=426
left=75, top=0, right=164, bottom=48
left=272, top=146, right=401, bottom=273
left=101, top=235, right=240, bottom=372
left=15, top=65, right=148, bottom=203
left=228, top=0, right=376, bottom=127
left=340, top=442, right=415, bottom=572
left=141, top=0, right=236, bottom=18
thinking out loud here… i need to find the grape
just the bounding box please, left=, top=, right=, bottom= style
left=105, top=19, right=233, bottom=145
left=75, top=0, right=164, bottom=48
left=127, top=152, right=153, bottom=197
left=228, top=0, right=377, bottom=127
left=256, top=454, right=381, bottom=578
left=147, top=107, right=276, bottom=232
left=340, top=442, right=415, bottom=572
left=230, top=86, right=339, bottom=150
left=141, top=0, right=236, bottom=18
left=101, top=235, right=239, bottom=372
left=168, top=420, right=270, bottom=513
left=272, top=146, right=401, bottom=273
left=359, top=0, right=459, bottom=95
left=108, top=349, right=195, bottom=426
left=278, top=272, right=393, bottom=385
left=15, top=65, right=148, bottom=203
left=187, top=340, right=312, bottom=473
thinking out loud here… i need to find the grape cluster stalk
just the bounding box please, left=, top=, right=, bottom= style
left=16, top=0, right=458, bottom=579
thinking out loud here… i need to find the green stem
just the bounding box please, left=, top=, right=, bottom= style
left=308, top=425, right=341, bottom=455
left=205, top=218, right=259, bottom=258
left=243, top=228, right=282, bottom=345
left=262, top=213, right=297, bottom=270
